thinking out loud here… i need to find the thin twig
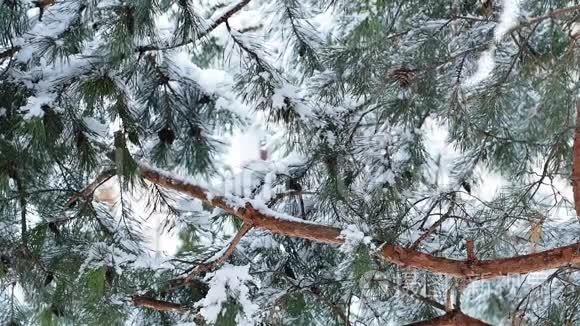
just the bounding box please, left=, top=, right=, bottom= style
left=168, top=222, right=253, bottom=290
left=411, top=201, right=456, bottom=249
left=65, top=168, right=116, bottom=207
left=137, top=0, right=252, bottom=52
left=378, top=278, right=446, bottom=312
left=526, top=5, right=580, bottom=25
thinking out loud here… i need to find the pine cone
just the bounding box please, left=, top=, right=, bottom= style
left=389, top=67, right=417, bottom=87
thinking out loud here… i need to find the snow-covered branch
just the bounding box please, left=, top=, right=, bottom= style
left=138, top=163, right=580, bottom=280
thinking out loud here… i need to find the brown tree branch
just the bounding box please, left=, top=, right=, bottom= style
left=526, top=5, right=580, bottom=25
left=411, top=201, right=454, bottom=250
left=169, top=222, right=253, bottom=290
left=65, top=168, right=116, bottom=207
left=0, top=47, right=19, bottom=60
left=132, top=295, right=188, bottom=312
left=205, top=222, right=252, bottom=267
left=466, top=240, right=476, bottom=261
left=405, top=309, right=490, bottom=326
left=138, top=163, right=580, bottom=280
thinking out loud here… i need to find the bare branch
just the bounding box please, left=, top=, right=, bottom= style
left=526, top=5, right=580, bottom=25
left=65, top=168, right=116, bottom=207
left=170, top=222, right=253, bottom=290
left=411, top=207, right=453, bottom=249
left=132, top=295, right=188, bottom=312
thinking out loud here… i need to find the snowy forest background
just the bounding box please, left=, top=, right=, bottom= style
left=0, top=0, right=579, bottom=325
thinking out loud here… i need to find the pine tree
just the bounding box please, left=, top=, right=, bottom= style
left=0, top=0, right=579, bottom=325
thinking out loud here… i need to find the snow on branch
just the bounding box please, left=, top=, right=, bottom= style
left=195, top=264, right=258, bottom=324
left=337, top=224, right=374, bottom=253
left=138, top=163, right=580, bottom=280
left=494, top=0, right=522, bottom=42
left=463, top=3, right=580, bottom=88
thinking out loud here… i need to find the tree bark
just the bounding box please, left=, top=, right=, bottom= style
left=405, top=310, right=490, bottom=326
left=138, top=163, right=580, bottom=280
left=132, top=295, right=187, bottom=312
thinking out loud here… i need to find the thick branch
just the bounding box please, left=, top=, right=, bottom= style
left=405, top=309, right=490, bottom=326
left=139, top=164, right=580, bottom=280
left=132, top=295, right=187, bottom=312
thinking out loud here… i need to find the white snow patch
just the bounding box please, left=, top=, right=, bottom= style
left=83, top=117, right=108, bottom=137
left=463, top=0, right=522, bottom=87
left=22, top=92, right=56, bottom=119
left=495, top=0, right=522, bottom=42
left=271, top=84, right=296, bottom=109
left=271, top=83, right=312, bottom=118
left=170, top=51, right=233, bottom=94
left=338, top=224, right=374, bottom=253
left=196, top=264, right=258, bottom=324
left=571, top=22, right=580, bottom=39
left=463, top=48, right=496, bottom=88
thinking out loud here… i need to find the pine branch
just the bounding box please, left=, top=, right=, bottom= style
left=266, top=190, right=316, bottom=207
left=0, top=47, right=20, bottom=61
left=168, top=222, right=253, bottom=290
left=404, top=309, right=490, bottom=326
left=306, top=287, right=351, bottom=326
left=137, top=0, right=251, bottom=53
left=138, top=163, right=580, bottom=280
left=204, top=0, right=252, bottom=38
left=572, top=100, right=580, bottom=217
left=375, top=277, right=447, bottom=312
left=13, top=173, right=27, bottom=247
left=526, top=5, right=580, bottom=25
left=132, top=295, right=188, bottom=312
left=411, top=201, right=456, bottom=250
left=65, top=168, right=116, bottom=207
